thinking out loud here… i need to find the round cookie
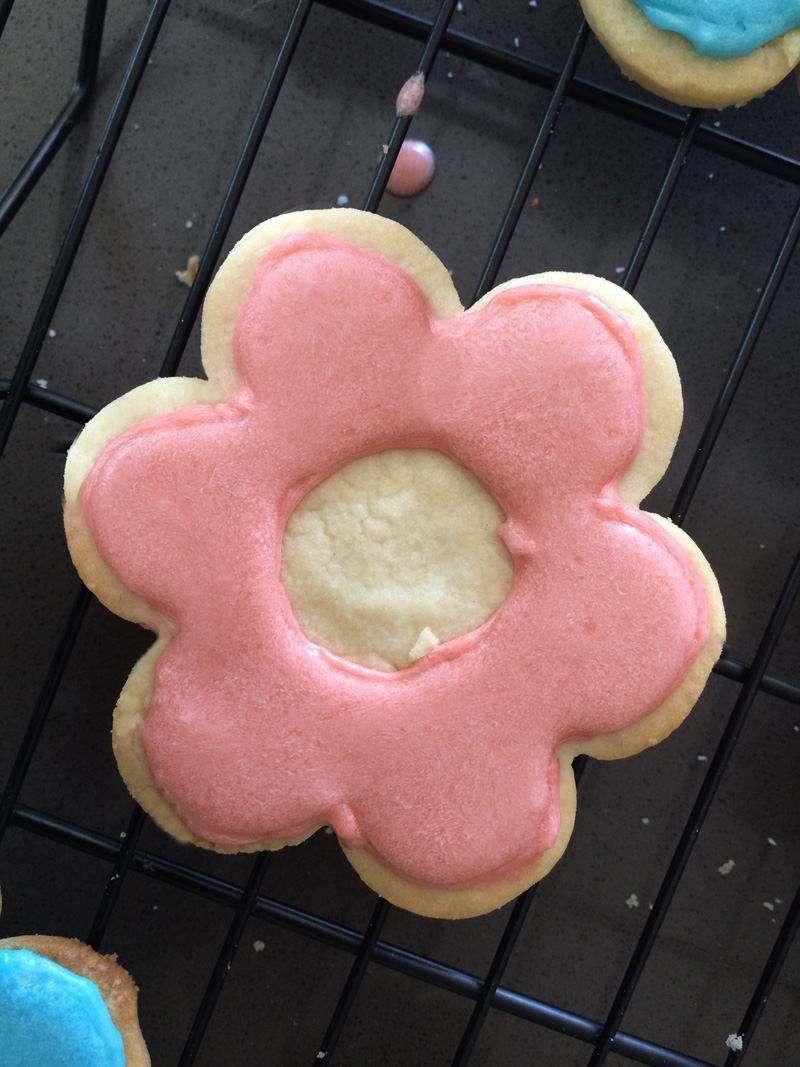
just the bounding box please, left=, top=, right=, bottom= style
left=580, top=0, right=800, bottom=108
left=64, top=209, right=725, bottom=918
left=0, top=934, right=149, bottom=1065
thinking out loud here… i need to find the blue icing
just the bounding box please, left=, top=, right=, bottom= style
left=0, top=948, right=126, bottom=1067
left=633, top=0, right=800, bottom=59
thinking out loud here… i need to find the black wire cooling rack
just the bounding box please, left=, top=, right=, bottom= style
left=1, top=1, right=799, bottom=1064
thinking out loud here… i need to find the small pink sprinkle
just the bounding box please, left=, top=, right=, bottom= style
left=387, top=140, right=435, bottom=198
left=396, top=72, right=425, bottom=117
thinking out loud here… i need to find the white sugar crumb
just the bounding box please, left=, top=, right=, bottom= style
left=615, top=266, right=624, bottom=274
left=408, top=626, right=440, bottom=662
left=697, top=754, right=708, bottom=761
left=641, top=817, right=650, bottom=825
left=718, top=859, right=735, bottom=875
left=185, top=219, right=193, bottom=228
left=35, top=379, right=48, bottom=388
left=726, top=1034, right=743, bottom=1051
left=763, top=901, right=775, bottom=911
left=317, top=1054, right=326, bottom=1061
left=253, top=940, right=265, bottom=952
left=768, top=837, right=777, bottom=846
left=336, top=194, right=349, bottom=207
left=625, top=893, right=639, bottom=909
left=514, top=36, right=520, bottom=47
left=48, top=328, right=57, bottom=338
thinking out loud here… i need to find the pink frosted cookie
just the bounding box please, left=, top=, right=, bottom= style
left=64, top=209, right=724, bottom=918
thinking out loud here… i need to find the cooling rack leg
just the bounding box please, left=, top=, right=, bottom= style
left=177, top=852, right=273, bottom=1066
left=0, top=0, right=107, bottom=238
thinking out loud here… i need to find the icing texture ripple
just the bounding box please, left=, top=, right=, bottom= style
left=0, top=949, right=125, bottom=1067
left=632, top=0, right=800, bottom=59
left=80, top=234, right=710, bottom=892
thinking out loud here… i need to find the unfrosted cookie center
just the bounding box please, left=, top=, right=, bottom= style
left=280, top=450, right=514, bottom=671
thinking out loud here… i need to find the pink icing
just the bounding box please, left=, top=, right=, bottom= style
left=387, top=140, right=435, bottom=198
left=81, top=233, right=710, bottom=891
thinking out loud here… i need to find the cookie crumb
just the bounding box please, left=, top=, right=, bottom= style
left=725, top=1034, right=743, bottom=1051
left=176, top=254, right=199, bottom=286
left=409, top=626, right=440, bottom=662
left=718, top=859, right=735, bottom=875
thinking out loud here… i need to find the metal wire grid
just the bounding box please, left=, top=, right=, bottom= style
left=1, top=0, right=799, bottom=1064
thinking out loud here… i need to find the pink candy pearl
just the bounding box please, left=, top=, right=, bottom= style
left=387, top=140, right=436, bottom=198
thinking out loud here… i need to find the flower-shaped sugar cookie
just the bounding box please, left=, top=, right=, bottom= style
left=64, top=210, right=724, bottom=918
